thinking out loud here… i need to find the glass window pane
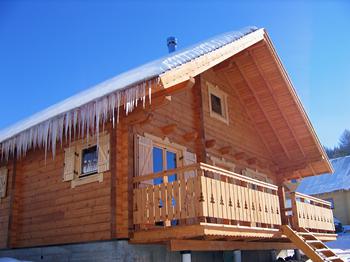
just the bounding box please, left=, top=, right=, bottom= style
left=81, top=145, right=98, bottom=176
left=166, top=151, right=177, bottom=182
left=211, top=94, right=222, bottom=115
left=153, top=147, right=163, bottom=185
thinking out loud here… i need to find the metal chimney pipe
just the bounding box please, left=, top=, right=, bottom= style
left=167, top=36, right=177, bottom=53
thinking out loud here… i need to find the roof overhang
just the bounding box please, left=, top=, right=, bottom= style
left=156, top=29, right=333, bottom=179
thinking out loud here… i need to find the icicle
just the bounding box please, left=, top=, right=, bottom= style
left=0, top=77, right=158, bottom=161
left=148, top=80, right=152, bottom=104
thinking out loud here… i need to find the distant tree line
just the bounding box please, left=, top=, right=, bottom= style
left=324, top=129, right=350, bottom=159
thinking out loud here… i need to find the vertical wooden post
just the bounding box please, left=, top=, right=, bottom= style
left=181, top=251, right=191, bottom=262
left=192, top=76, right=207, bottom=163
left=290, top=192, right=299, bottom=230
left=277, top=185, right=287, bottom=225
left=110, top=124, right=117, bottom=238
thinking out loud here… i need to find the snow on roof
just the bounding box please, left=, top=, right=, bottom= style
left=298, top=156, right=350, bottom=195
left=0, top=26, right=258, bottom=159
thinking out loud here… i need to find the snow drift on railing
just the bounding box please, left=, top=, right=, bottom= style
left=0, top=79, right=156, bottom=160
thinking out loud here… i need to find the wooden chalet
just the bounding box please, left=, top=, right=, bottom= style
left=0, top=27, right=343, bottom=261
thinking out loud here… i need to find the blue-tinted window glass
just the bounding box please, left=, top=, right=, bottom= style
left=167, top=151, right=177, bottom=182
left=153, top=147, right=163, bottom=185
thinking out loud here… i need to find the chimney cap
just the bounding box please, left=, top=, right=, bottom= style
left=167, top=36, right=177, bottom=53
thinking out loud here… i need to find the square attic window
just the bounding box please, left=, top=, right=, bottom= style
left=211, top=94, right=223, bottom=115
left=81, top=145, right=98, bottom=176
left=208, top=82, right=228, bottom=124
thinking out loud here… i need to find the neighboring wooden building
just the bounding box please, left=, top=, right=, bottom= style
left=298, top=156, right=350, bottom=225
left=0, top=27, right=343, bottom=262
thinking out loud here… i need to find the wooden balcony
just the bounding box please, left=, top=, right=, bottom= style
left=131, top=163, right=336, bottom=246
left=290, top=192, right=335, bottom=233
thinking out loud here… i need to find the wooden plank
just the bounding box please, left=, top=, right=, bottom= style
left=173, top=180, right=180, bottom=219
left=180, top=178, right=187, bottom=219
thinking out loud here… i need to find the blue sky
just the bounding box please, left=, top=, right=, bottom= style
left=0, top=0, right=349, bottom=148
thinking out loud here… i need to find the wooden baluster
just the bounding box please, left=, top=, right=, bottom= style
left=174, top=176, right=180, bottom=220
left=149, top=184, right=155, bottom=225
left=180, top=174, right=187, bottom=220
left=154, top=184, right=161, bottom=223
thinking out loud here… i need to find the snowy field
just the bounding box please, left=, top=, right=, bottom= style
left=327, top=231, right=350, bottom=261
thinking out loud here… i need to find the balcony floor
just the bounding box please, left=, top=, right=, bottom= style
left=131, top=223, right=337, bottom=248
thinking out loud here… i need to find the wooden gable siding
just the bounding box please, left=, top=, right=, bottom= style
left=201, top=69, right=277, bottom=181
left=0, top=126, right=114, bottom=248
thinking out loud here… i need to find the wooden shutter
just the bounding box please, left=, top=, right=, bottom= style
left=98, top=133, right=110, bottom=173
left=137, top=135, right=153, bottom=176
left=184, top=150, right=197, bottom=180
left=0, top=167, right=8, bottom=198
left=136, top=135, right=153, bottom=186
left=63, top=146, right=76, bottom=181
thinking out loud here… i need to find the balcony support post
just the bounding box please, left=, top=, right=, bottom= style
left=277, top=185, right=288, bottom=225
left=294, top=249, right=301, bottom=260
left=181, top=251, right=191, bottom=262
left=233, top=250, right=242, bottom=262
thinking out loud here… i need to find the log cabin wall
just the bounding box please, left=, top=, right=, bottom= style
left=116, top=79, right=203, bottom=238
left=0, top=160, right=16, bottom=249
left=0, top=127, right=114, bottom=248
left=200, top=69, right=277, bottom=182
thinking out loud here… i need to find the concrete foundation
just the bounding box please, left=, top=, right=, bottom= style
left=0, top=240, right=277, bottom=262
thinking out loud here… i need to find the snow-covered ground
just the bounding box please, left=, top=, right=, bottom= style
left=327, top=231, right=350, bottom=261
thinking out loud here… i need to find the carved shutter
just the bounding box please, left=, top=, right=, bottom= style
left=0, top=167, right=8, bottom=198
left=136, top=135, right=153, bottom=186
left=184, top=150, right=197, bottom=180
left=98, top=133, right=110, bottom=173
left=63, top=146, right=76, bottom=181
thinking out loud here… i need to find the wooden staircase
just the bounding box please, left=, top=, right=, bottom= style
left=281, top=225, right=344, bottom=262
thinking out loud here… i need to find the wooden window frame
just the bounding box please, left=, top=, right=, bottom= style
left=63, top=132, right=110, bottom=188
left=80, top=144, right=98, bottom=177
left=71, top=137, right=103, bottom=188
left=0, top=167, right=8, bottom=199
left=207, top=82, right=229, bottom=125
left=144, top=133, right=185, bottom=168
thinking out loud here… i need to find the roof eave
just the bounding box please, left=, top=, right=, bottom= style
left=262, top=29, right=334, bottom=175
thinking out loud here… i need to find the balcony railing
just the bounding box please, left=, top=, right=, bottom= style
left=290, top=192, right=335, bottom=232
left=133, top=163, right=281, bottom=231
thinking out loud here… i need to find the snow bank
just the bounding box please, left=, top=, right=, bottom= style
left=298, top=156, right=350, bottom=194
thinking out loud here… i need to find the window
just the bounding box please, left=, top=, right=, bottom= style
left=81, top=145, right=98, bottom=177
left=152, top=146, right=178, bottom=185
left=208, top=82, right=228, bottom=124
left=63, top=132, right=110, bottom=188
left=211, top=94, right=223, bottom=115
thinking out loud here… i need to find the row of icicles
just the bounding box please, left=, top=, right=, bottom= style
left=0, top=79, right=157, bottom=161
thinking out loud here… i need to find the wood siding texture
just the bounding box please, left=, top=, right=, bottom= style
left=201, top=69, right=277, bottom=181
left=115, top=84, right=201, bottom=237
left=0, top=161, right=15, bottom=248
left=0, top=137, right=112, bottom=248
